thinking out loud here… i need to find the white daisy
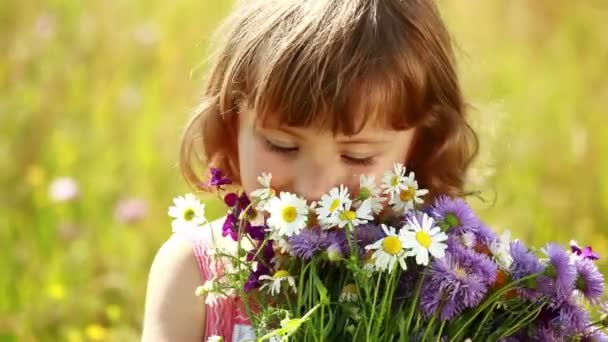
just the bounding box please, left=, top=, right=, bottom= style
left=339, top=284, right=359, bottom=303
left=207, top=336, right=224, bottom=342
left=259, top=270, right=297, bottom=296
left=364, top=224, right=409, bottom=273
left=387, top=171, right=429, bottom=213
left=316, top=185, right=352, bottom=223
left=250, top=172, right=275, bottom=209
left=381, top=163, right=407, bottom=196
left=168, top=193, right=207, bottom=233
left=402, top=213, right=448, bottom=266
left=194, top=278, right=234, bottom=306
left=355, top=175, right=384, bottom=214
left=325, top=199, right=373, bottom=229
left=266, top=192, right=309, bottom=237
left=489, top=230, right=513, bottom=270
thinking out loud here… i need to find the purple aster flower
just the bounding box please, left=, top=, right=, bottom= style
left=531, top=325, right=562, bottom=342
left=509, top=241, right=544, bottom=300
left=574, top=258, right=605, bottom=304
left=537, top=243, right=577, bottom=300
left=540, top=298, right=590, bottom=335
left=430, top=195, right=482, bottom=233
left=571, top=240, right=600, bottom=261
left=420, top=246, right=497, bottom=320
left=207, top=168, right=232, bottom=187
left=582, top=330, right=608, bottom=342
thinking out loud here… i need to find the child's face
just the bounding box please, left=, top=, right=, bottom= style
left=238, top=110, right=415, bottom=201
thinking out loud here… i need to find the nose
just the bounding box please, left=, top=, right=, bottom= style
left=291, top=162, right=343, bottom=202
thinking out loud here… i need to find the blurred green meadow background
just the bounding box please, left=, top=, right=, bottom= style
left=1, top=0, right=607, bottom=341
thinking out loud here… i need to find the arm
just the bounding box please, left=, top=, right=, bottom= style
left=142, top=235, right=206, bottom=342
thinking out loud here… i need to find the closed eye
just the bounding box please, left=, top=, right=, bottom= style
left=341, top=155, right=375, bottom=166
left=263, top=138, right=299, bottom=154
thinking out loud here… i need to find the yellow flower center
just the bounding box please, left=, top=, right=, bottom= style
left=282, top=206, right=297, bottom=223
left=273, top=270, right=290, bottom=279
left=391, top=176, right=400, bottom=187
left=339, top=210, right=357, bottom=221
left=183, top=208, right=195, bottom=221
left=399, top=187, right=416, bottom=202
left=382, top=236, right=403, bottom=255
left=454, top=266, right=468, bottom=279
left=329, top=199, right=341, bottom=212
left=416, top=231, right=432, bottom=248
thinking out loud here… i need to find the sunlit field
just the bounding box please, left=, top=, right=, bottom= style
left=1, top=0, right=607, bottom=340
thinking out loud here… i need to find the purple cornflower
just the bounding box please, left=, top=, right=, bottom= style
left=571, top=241, right=600, bottom=261
left=574, top=258, right=605, bottom=304
left=509, top=241, right=544, bottom=300
left=430, top=195, right=482, bottom=233
left=420, top=246, right=497, bottom=320
left=537, top=243, right=577, bottom=301
left=289, top=227, right=347, bottom=260
left=207, top=168, right=232, bottom=187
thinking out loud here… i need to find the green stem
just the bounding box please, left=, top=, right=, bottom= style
left=404, top=270, right=426, bottom=335
left=366, top=273, right=383, bottom=339
left=451, top=272, right=543, bottom=340
left=435, top=321, right=446, bottom=342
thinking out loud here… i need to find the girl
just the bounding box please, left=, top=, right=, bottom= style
left=142, top=0, right=478, bottom=340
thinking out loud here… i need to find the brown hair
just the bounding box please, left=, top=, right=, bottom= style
left=180, top=0, right=478, bottom=200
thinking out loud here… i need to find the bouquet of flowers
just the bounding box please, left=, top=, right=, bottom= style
left=168, top=164, right=608, bottom=341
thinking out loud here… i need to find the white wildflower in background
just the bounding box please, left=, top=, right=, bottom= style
left=402, top=213, right=447, bottom=266
left=365, top=224, right=410, bottom=273
left=49, top=177, right=79, bottom=202
left=168, top=193, right=206, bottom=233
left=266, top=192, right=309, bottom=237
left=114, top=197, right=148, bottom=224
left=207, top=336, right=224, bottom=342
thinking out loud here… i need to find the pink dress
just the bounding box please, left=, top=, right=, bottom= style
left=189, top=232, right=254, bottom=341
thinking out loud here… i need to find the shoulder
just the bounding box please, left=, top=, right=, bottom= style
left=141, top=218, right=226, bottom=341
